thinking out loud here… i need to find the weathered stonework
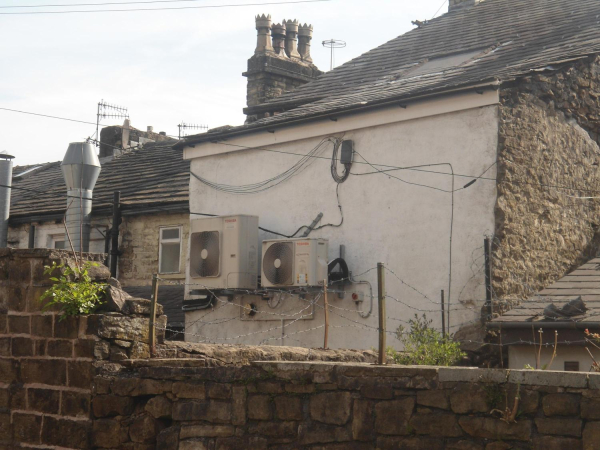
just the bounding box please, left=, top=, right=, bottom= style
left=493, top=56, right=600, bottom=306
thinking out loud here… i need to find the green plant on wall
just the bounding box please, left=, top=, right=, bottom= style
left=387, top=314, right=465, bottom=366
left=40, top=262, right=106, bottom=320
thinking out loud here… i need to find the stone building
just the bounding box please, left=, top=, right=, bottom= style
left=243, top=15, right=322, bottom=123
left=177, top=0, right=600, bottom=350
left=7, top=138, right=190, bottom=337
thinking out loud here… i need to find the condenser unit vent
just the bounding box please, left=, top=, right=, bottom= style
left=195, top=231, right=220, bottom=277
left=262, top=241, right=294, bottom=285
left=187, top=215, right=259, bottom=291
left=261, top=238, right=328, bottom=288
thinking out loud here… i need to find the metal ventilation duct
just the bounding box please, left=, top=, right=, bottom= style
left=0, top=153, right=14, bottom=248
left=61, top=142, right=101, bottom=253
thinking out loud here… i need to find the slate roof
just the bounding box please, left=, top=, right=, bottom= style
left=490, top=258, right=600, bottom=326
left=9, top=141, right=189, bottom=221
left=178, top=0, right=600, bottom=146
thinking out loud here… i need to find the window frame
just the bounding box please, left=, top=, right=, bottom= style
left=48, top=234, right=66, bottom=250
left=158, top=225, right=183, bottom=274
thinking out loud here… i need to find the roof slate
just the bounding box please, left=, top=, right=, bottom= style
left=9, top=142, right=189, bottom=220
left=490, top=258, right=600, bottom=325
left=180, top=0, right=600, bottom=145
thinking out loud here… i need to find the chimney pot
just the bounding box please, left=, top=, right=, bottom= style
left=159, top=131, right=166, bottom=136
left=298, top=23, right=314, bottom=63
left=255, top=13, right=274, bottom=54
left=147, top=126, right=153, bottom=133
left=284, top=19, right=301, bottom=59
left=272, top=22, right=288, bottom=57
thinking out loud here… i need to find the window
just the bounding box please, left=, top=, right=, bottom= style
left=159, top=226, right=182, bottom=274
left=564, top=361, right=579, bottom=372
left=48, top=234, right=65, bottom=250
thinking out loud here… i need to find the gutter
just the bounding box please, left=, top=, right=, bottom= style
left=175, top=80, right=501, bottom=150
left=487, top=321, right=599, bottom=330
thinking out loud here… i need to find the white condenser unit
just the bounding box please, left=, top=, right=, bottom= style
left=188, top=215, right=259, bottom=290
left=261, top=238, right=328, bottom=288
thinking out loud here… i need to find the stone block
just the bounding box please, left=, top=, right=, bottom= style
left=0, top=387, right=8, bottom=408
left=274, top=396, right=303, bottom=420
left=145, top=396, right=172, bottom=419
left=310, top=391, right=352, bottom=425
left=0, top=359, right=17, bottom=384
left=53, top=315, right=79, bottom=339
left=74, top=338, right=96, bottom=358
left=180, top=440, right=208, bottom=450
left=30, top=315, right=53, bottom=337
left=33, top=338, right=46, bottom=356
left=109, top=345, right=128, bottom=361
left=256, top=381, right=284, bottom=394
left=68, top=360, right=93, bottom=389
left=92, top=314, right=151, bottom=342
left=416, top=390, right=449, bottom=410
left=47, top=339, right=73, bottom=357
left=450, top=384, right=488, bottom=414
left=446, top=441, right=483, bottom=450
left=125, top=298, right=163, bottom=316
left=581, top=398, right=600, bottom=419
left=458, top=417, right=531, bottom=441
left=247, top=395, right=272, bottom=420
left=0, top=314, right=6, bottom=333
left=94, top=340, right=110, bottom=359
left=130, top=379, right=172, bottom=396
left=0, top=412, right=10, bottom=444
left=173, top=382, right=206, bottom=399
left=508, top=370, right=587, bottom=388
left=93, top=394, right=134, bottom=417
left=10, top=385, right=26, bottom=409
left=8, top=315, right=30, bottom=334
left=130, top=341, right=150, bottom=359
left=172, top=400, right=231, bottom=423
left=374, top=398, right=415, bottom=435
left=352, top=399, right=374, bottom=441
left=285, top=383, right=315, bottom=394
left=61, top=390, right=91, bottom=417
left=533, top=436, right=582, bottom=450
left=92, top=419, right=121, bottom=448
left=12, top=413, right=42, bottom=444
left=249, top=421, right=298, bottom=438
left=8, top=285, right=28, bottom=312
left=21, top=359, right=67, bottom=385
left=157, top=426, right=179, bottom=450
left=543, top=393, right=580, bottom=416
left=0, top=337, right=9, bottom=356
left=583, top=421, right=600, bottom=450
left=535, top=418, right=582, bottom=437
left=11, top=337, right=33, bottom=357
left=231, top=386, right=247, bottom=426
left=41, top=416, right=90, bottom=449
left=130, top=414, right=159, bottom=444
left=410, top=412, right=463, bottom=437
left=361, top=384, right=394, bottom=399
left=26, top=286, right=53, bottom=313
left=180, top=425, right=235, bottom=438
left=208, top=383, right=232, bottom=399
left=28, top=388, right=60, bottom=414
left=377, top=436, right=444, bottom=450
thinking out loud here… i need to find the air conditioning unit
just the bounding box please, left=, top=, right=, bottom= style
left=187, top=215, right=259, bottom=290
left=261, top=238, right=328, bottom=288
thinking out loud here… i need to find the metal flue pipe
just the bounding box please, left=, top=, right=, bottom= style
left=0, top=153, right=14, bottom=248
left=61, top=143, right=101, bottom=253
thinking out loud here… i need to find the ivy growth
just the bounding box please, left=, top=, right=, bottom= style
left=387, top=314, right=465, bottom=366
left=40, top=262, right=106, bottom=320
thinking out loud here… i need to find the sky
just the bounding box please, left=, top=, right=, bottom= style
left=0, top=0, right=447, bottom=166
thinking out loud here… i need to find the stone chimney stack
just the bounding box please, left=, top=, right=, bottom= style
left=272, top=22, right=288, bottom=57
left=448, top=0, right=484, bottom=11
left=243, top=13, right=323, bottom=123
left=255, top=14, right=274, bottom=54
left=298, top=24, right=314, bottom=63
left=284, top=19, right=301, bottom=59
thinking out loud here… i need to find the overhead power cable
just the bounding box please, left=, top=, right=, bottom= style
left=0, top=0, right=267, bottom=7
left=0, top=107, right=96, bottom=125
left=0, top=0, right=331, bottom=14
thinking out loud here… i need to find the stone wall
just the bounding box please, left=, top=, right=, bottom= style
left=93, top=361, right=600, bottom=449
left=0, top=249, right=106, bottom=449
left=493, top=56, right=600, bottom=305
left=118, top=212, right=189, bottom=287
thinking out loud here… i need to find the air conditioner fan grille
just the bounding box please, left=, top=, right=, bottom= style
left=263, top=242, right=293, bottom=285
left=196, top=231, right=220, bottom=277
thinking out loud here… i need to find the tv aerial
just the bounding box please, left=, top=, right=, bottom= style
left=322, top=39, right=346, bottom=71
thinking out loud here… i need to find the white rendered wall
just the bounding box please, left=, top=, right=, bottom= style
left=509, top=345, right=599, bottom=372
left=184, top=93, right=499, bottom=349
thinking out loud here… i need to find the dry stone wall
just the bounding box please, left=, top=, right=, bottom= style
left=94, top=361, right=600, bottom=449
left=494, top=56, right=600, bottom=305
